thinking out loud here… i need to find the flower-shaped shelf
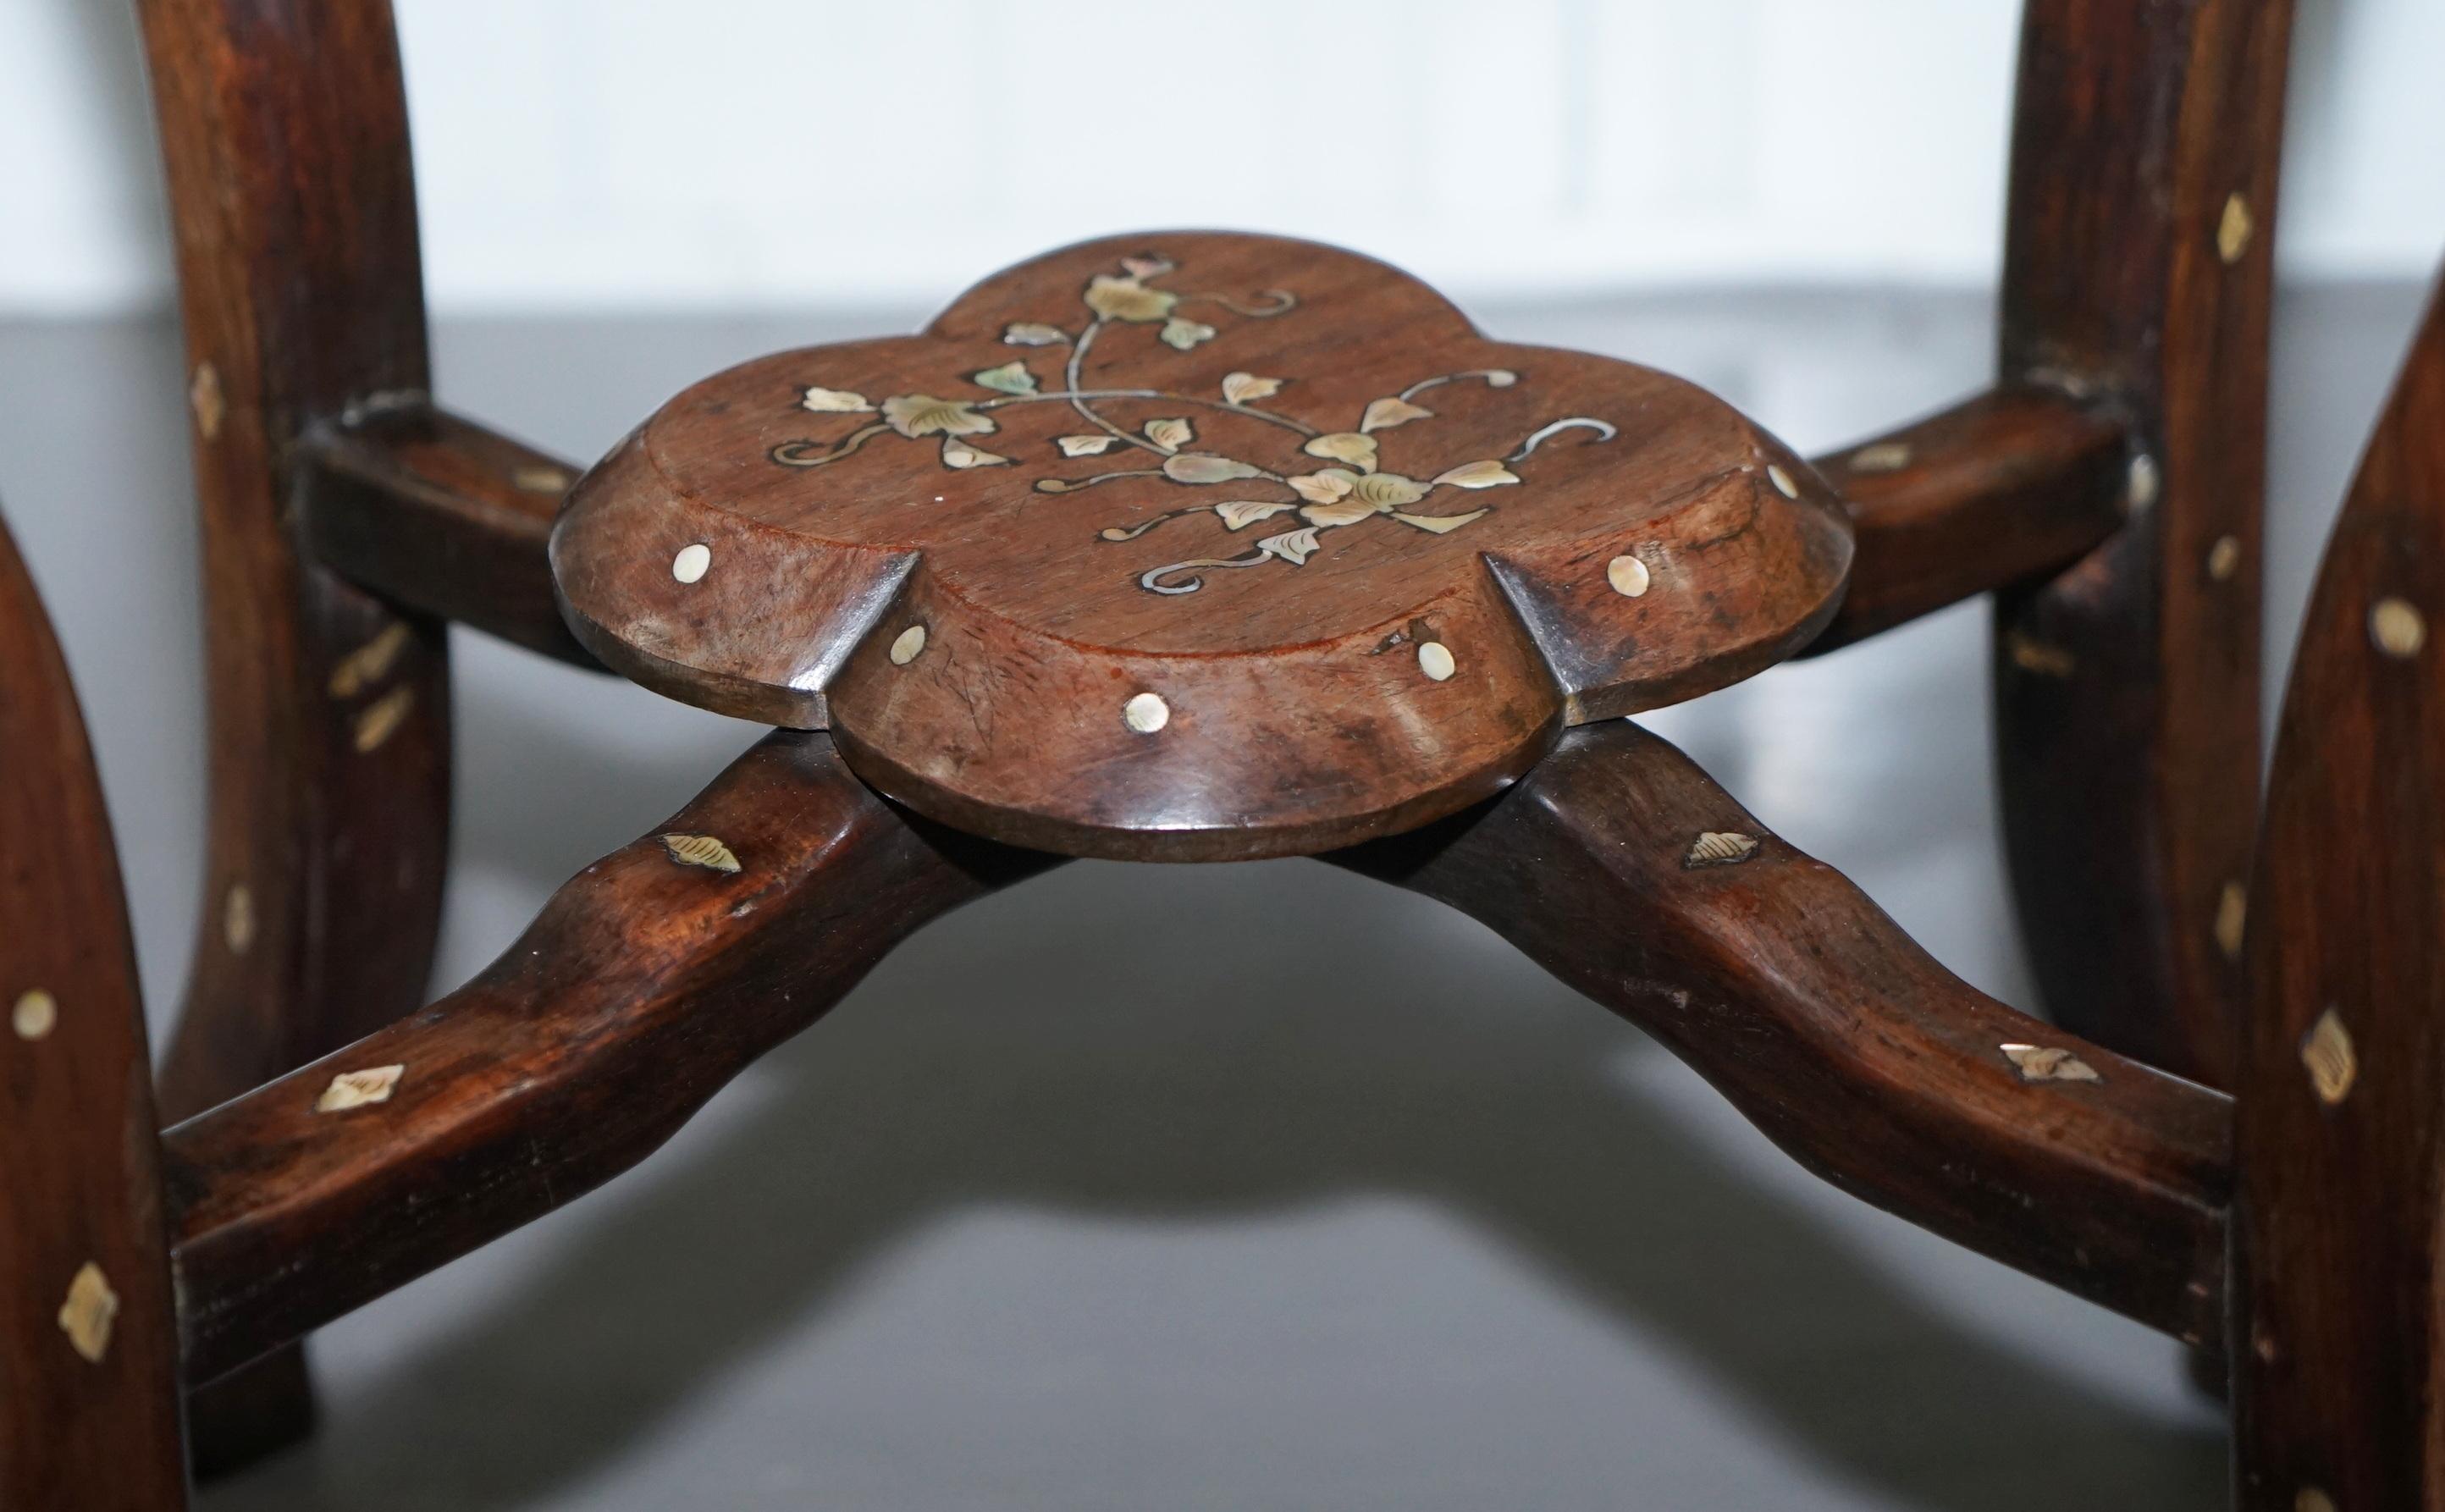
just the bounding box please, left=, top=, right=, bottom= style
left=551, top=233, right=1852, bottom=860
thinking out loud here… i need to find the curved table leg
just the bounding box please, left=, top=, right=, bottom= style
left=1332, top=719, right=2232, bottom=1343
left=0, top=512, right=188, bottom=1506
left=139, top=0, right=453, bottom=1468
left=1993, top=0, right=2295, bottom=1084
left=164, top=731, right=1057, bottom=1388
left=2231, top=279, right=2445, bottom=1507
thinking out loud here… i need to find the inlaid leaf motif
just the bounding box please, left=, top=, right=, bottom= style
left=1222, top=372, right=1283, bottom=405
left=767, top=257, right=1614, bottom=600
left=1297, top=470, right=1423, bottom=520
left=1257, top=527, right=1322, bottom=565
left=353, top=686, right=415, bottom=753
left=1303, top=432, right=1378, bottom=472
left=1216, top=499, right=1294, bottom=530
left=315, top=1064, right=406, bottom=1112
left=881, top=394, right=996, bottom=439
left=57, top=1264, right=119, bottom=1363
left=2301, top=1010, right=2357, bottom=1103
left=1360, top=397, right=1432, bottom=433
left=1349, top=472, right=1427, bottom=508
left=1161, top=317, right=1217, bottom=350
left=661, top=832, right=742, bottom=873
left=1685, top=831, right=1758, bottom=868
left=1391, top=508, right=1489, bottom=534
left=2001, top=1043, right=2102, bottom=1083
left=1162, top=453, right=1264, bottom=485
left=941, top=437, right=1011, bottom=468
left=972, top=361, right=1037, bottom=395
left=1085, top=274, right=1178, bottom=323
left=1301, top=497, right=1386, bottom=527
left=1431, top=459, right=1519, bottom=489
left=328, top=621, right=413, bottom=698
left=1289, top=471, right=1354, bottom=506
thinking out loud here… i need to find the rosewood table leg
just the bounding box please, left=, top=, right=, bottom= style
left=2231, top=279, right=2445, bottom=1508
left=1994, top=0, right=2295, bottom=1084
left=0, top=512, right=187, bottom=1509
left=136, top=0, right=452, bottom=1469
left=163, top=731, right=1057, bottom=1387
left=1333, top=720, right=2233, bottom=1342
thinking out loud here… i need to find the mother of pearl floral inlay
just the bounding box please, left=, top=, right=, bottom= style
left=772, top=253, right=1617, bottom=596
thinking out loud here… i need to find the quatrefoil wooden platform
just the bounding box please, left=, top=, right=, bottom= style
left=551, top=232, right=1854, bottom=858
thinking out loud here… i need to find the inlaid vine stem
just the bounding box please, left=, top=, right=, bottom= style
left=1398, top=368, right=1520, bottom=403
left=1062, top=319, right=1162, bottom=459
left=979, top=388, right=1320, bottom=438
left=772, top=422, right=890, bottom=469
left=1174, top=288, right=1298, bottom=317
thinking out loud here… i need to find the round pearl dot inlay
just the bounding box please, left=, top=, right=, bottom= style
left=888, top=625, right=927, bottom=665
left=11, top=990, right=56, bottom=1040
left=671, top=543, right=712, bottom=583
left=1417, top=641, right=1456, bottom=681
left=1606, top=555, right=1651, bottom=598
left=1123, top=692, right=1170, bottom=733
left=2372, top=597, right=2426, bottom=658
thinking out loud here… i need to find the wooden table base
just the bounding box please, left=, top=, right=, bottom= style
left=30, top=0, right=2444, bottom=1503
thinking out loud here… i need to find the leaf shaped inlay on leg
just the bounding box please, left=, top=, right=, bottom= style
left=660, top=833, right=742, bottom=874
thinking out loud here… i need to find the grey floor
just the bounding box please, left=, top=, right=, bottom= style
left=0, top=281, right=2426, bottom=1509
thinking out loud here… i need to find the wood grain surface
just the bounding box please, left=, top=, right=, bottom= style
left=136, top=0, right=456, bottom=1468
left=1802, top=385, right=2129, bottom=654
left=2232, top=278, right=2445, bottom=1508
left=0, top=510, right=189, bottom=1509
left=1994, top=0, right=2295, bottom=1085
left=1334, top=720, right=2233, bottom=1343
left=113, top=3, right=2376, bottom=1495
left=163, top=732, right=1057, bottom=1387
left=554, top=232, right=1852, bottom=860
left=301, top=403, right=599, bottom=668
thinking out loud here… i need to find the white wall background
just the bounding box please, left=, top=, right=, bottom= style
left=5, top=0, right=2440, bottom=317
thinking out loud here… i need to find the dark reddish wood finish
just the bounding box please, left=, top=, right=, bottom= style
left=553, top=233, right=1852, bottom=861
left=300, top=379, right=2123, bottom=687
left=1334, top=720, right=2233, bottom=1343
left=301, top=404, right=599, bottom=668
left=163, top=732, right=1055, bottom=1387
left=1802, top=386, right=2130, bottom=654
left=2232, top=280, right=2445, bottom=1508
left=0, top=511, right=188, bottom=1509
left=123, top=0, right=2445, bottom=1498
left=159, top=717, right=2245, bottom=1388
left=136, top=0, right=452, bottom=1468
left=1994, top=0, right=2295, bottom=1085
